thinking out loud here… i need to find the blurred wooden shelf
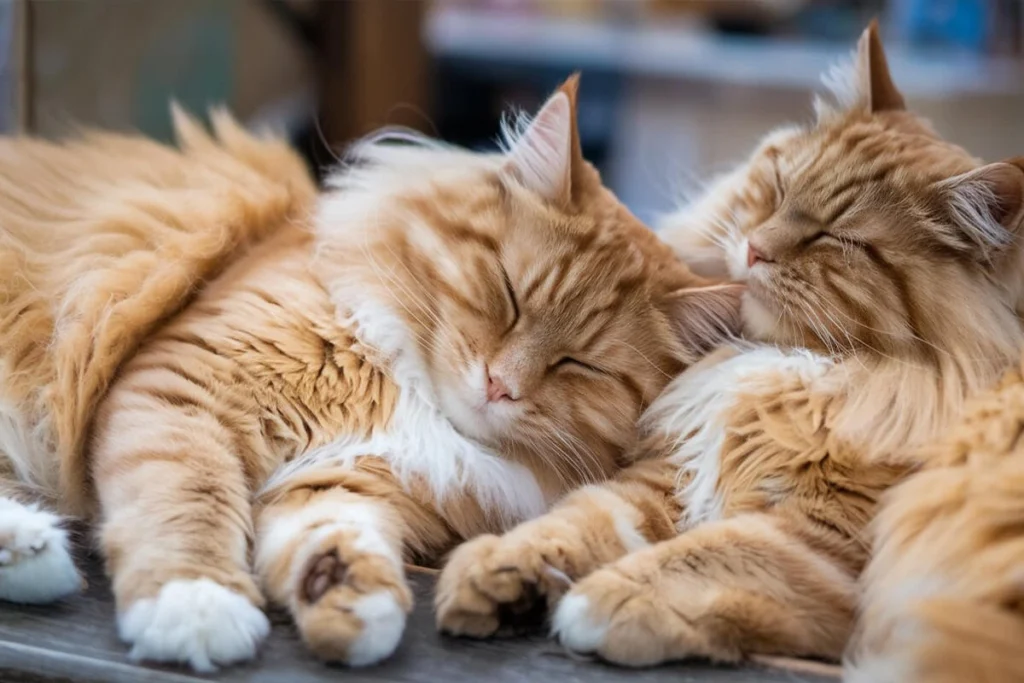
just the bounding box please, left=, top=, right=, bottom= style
left=426, top=6, right=1024, bottom=97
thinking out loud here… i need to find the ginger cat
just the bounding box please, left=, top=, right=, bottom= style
left=849, top=360, right=1024, bottom=683
left=0, top=78, right=741, bottom=670
left=436, top=24, right=1024, bottom=669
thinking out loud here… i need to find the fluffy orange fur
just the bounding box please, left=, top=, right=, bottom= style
left=0, top=78, right=741, bottom=671
left=848, top=359, right=1024, bottom=683
left=0, top=108, right=315, bottom=516
left=436, top=23, right=1024, bottom=672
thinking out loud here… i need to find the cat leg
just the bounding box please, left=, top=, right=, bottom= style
left=0, top=476, right=82, bottom=604
left=435, top=458, right=680, bottom=637
left=551, top=512, right=857, bottom=666
left=91, top=394, right=269, bottom=672
left=255, top=461, right=451, bottom=666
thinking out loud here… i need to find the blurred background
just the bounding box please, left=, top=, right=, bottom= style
left=0, top=0, right=1022, bottom=223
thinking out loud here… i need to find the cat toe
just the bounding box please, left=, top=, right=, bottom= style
left=292, top=529, right=412, bottom=666
left=436, top=533, right=564, bottom=638
left=118, top=578, right=270, bottom=672
left=0, top=500, right=82, bottom=604
left=551, top=567, right=669, bottom=667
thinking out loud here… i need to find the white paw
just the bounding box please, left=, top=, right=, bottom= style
left=347, top=591, right=407, bottom=667
left=551, top=593, right=608, bottom=654
left=0, top=498, right=81, bottom=604
left=118, top=578, right=270, bottom=672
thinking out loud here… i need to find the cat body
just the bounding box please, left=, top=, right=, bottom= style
left=0, top=79, right=741, bottom=670
left=436, top=24, right=1024, bottom=673
left=850, top=357, right=1024, bottom=683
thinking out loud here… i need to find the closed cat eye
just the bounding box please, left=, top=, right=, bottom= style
left=804, top=231, right=840, bottom=247
left=552, top=357, right=605, bottom=375
left=502, top=267, right=520, bottom=333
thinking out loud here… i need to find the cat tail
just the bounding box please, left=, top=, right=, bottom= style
left=0, top=107, right=316, bottom=516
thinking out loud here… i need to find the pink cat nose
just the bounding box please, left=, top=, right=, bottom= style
left=747, top=242, right=769, bottom=268
left=486, top=369, right=513, bottom=402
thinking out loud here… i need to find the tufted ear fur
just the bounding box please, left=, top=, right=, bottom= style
left=502, top=74, right=585, bottom=207
left=664, top=283, right=745, bottom=363
left=856, top=19, right=906, bottom=113
left=939, top=160, right=1024, bottom=259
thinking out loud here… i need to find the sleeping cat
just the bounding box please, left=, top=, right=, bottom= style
left=436, top=23, right=1024, bottom=667
left=0, top=77, right=741, bottom=670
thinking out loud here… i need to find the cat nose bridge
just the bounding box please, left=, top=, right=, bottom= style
left=489, top=339, right=545, bottom=399
left=749, top=223, right=785, bottom=261
left=750, top=211, right=818, bottom=261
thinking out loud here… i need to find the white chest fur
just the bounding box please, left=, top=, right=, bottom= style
left=265, top=383, right=548, bottom=529
left=644, top=345, right=833, bottom=529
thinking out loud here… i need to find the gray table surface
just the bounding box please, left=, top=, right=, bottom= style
left=0, top=555, right=840, bottom=683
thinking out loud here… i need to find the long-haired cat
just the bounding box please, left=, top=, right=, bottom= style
left=849, top=357, right=1024, bottom=683
left=0, top=78, right=741, bottom=670
left=436, top=23, right=1024, bottom=669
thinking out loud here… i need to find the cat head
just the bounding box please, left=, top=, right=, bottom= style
left=662, top=22, right=1024, bottom=363
left=314, top=76, right=740, bottom=484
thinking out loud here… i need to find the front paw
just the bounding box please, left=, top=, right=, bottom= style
left=551, top=562, right=700, bottom=667
left=118, top=578, right=270, bottom=672
left=291, top=526, right=412, bottom=666
left=435, top=533, right=573, bottom=638
left=0, top=499, right=83, bottom=604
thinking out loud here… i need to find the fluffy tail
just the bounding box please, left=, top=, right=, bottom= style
left=0, top=107, right=316, bottom=515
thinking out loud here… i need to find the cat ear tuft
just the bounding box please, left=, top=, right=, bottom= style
left=855, top=19, right=906, bottom=113
left=502, top=74, right=584, bottom=206
left=664, top=284, right=745, bottom=364
left=941, top=160, right=1024, bottom=256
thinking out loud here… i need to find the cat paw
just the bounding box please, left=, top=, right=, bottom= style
left=551, top=564, right=681, bottom=667
left=435, top=533, right=572, bottom=638
left=118, top=578, right=270, bottom=672
left=0, top=499, right=82, bottom=604
left=292, top=526, right=412, bottom=666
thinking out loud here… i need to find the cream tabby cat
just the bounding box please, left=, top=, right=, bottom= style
left=0, top=78, right=740, bottom=670
left=436, top=23, right=1024, bottom=668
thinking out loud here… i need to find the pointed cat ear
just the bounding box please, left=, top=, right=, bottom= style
left=664, top=284, right=745, bottom=363
left=855, top=19, right=905, bottom=113
left=940, top=160, right=1024, bottom=256
left=502, top=74, right=584, bottom=206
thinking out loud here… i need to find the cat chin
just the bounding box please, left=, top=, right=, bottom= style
left=739, top=292, right=782, bottom=342
left=434, top=383, right=505, bottom=446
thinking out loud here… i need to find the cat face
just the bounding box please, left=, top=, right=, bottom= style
left=662, top=24, right=1024, bottom=360
left=315, top=76, right=741, bottom=484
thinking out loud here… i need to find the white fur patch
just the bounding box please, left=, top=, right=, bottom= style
left=551, top=593, right=607, bottom=654
left=347, top=591, right=407, bottom=667
left=257, top=499, right=402, bottom=579
left=643, top=346, right=832, bottom=528
left=118, top=578, right=270, bottom=673
left=0, top=498, right=80, bottom=604
left=264, top=381, right=546, bottom=530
